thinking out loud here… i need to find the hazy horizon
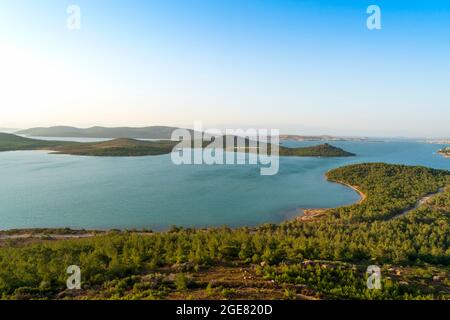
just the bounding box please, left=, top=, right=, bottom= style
left=1, top=1, right=449, bottom=137
left=2, top=124, right=448, bottom=140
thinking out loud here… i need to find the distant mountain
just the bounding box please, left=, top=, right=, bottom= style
left=16, top=126, right=191, bottom=139
left=280, top=135, right=367, bottom=142
left=0, top=128, right=20, bottom=133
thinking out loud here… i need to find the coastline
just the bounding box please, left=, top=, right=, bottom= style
left=438, top=151, right=450, bottom=159
left=296, top=177, right=367, bottom=222
left=327, top=179, right=367, bottom=205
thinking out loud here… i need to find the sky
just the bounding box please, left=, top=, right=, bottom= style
left=0, top=0, right=449, bottom=137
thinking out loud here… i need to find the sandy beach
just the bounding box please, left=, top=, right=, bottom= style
left=297, top=179, right=367, bottom=222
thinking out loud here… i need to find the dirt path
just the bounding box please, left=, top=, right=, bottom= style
left=390, top=187, right=445, bottom=220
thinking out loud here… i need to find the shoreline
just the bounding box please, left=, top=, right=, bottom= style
left=328, top=179, right=367, bottom=205
left=438, top=151, right=450, bottom=159
left=296, top=177, right=367, bottom=222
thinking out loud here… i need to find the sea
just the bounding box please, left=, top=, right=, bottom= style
left=0, top=138, right=448, bottom=230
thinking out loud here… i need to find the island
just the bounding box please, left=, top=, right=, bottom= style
left=279, top=143, right=354, bottom=157
left=438, top=146, right=450, bottom=158
left=423, top=139, right=450, bottom=145
left=0, top=133, right=355, bottom=157
left=0, top=163, right=448, bottom=300
left=280, top=134, right=367, bottom=142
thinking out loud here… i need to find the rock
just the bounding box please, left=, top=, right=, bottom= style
left=171, top=262, right=195, bottom=272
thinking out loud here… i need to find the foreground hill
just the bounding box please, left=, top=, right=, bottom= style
left=16, top=126, right=190, bottom=139
left=0, top=163, right=448, bottom=300
left=0, top=133, right=355, bottom=157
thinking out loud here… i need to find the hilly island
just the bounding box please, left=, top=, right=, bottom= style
left=0, top=133, right=355, bottom=157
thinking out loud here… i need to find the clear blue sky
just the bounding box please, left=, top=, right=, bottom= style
left=0, top=0, right=449, bottom=137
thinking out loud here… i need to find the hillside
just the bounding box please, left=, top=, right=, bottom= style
left=53, top=138, right=179, bottom=157
left=0, top=133, right=177, bottom=156
left=0, top=133, right=73, bottom=151
left=280, top=143, right=355, bottom=157
left=16, top=126, right=190, bottom=139
left=0, top=163, right=448, bottom=300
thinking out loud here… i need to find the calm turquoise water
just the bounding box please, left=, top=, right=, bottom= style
left=0, top=141, right=448, bottom=230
